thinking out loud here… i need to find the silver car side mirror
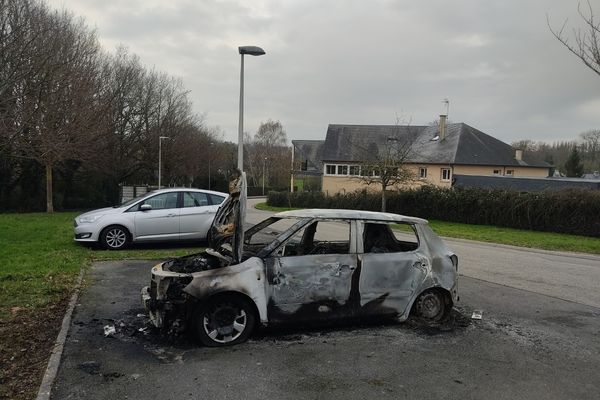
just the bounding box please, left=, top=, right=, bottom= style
left=140, top=204, right=152, bottom=211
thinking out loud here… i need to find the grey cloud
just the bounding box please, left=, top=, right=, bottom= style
left=49, top=0, right=600, bottom=144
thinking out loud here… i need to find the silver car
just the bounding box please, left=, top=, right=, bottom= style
left=142, top=173, right=459, bottom=346
left=74, top=188, right=227, bottom=250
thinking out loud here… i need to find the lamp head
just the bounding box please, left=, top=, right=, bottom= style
left=238, top=46, right=266, bottom=56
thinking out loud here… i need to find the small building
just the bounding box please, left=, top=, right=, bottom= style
left=292, top=120, right=552, bottom=194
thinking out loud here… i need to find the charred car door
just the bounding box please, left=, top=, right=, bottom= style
left=265, top=220, right=360, bottom=323
left=357, top=221, right=427, bottom=317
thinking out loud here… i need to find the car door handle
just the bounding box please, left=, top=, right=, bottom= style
left=167, top=213, right=177, bottom=217
left=340, top=264, right=356, bottom=271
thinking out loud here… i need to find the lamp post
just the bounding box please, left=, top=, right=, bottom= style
left=237, top=45, right=265, bottom=170
left=208, top=141, right=214, bottom=190
left=158, top=136, right=170, bottom=189
left=262, top=156, right=268, bottom=196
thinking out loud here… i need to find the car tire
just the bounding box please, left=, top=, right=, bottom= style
left=413, top=289, right=449, bottom=322
left=192, top=295, right=256, bottom=347
left=100, top=225, right=131, bottom=250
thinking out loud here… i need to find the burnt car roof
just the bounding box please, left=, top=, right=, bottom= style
left=274, top=209, right=428, bottom=224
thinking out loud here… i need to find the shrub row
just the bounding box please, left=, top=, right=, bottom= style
left=267, top=187, right=600, bottom=237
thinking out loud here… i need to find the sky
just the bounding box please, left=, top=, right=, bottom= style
left=48, top=0, right=600, bottom=144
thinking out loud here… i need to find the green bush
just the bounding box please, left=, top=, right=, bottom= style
left=268, top=187, right=600, bottom=237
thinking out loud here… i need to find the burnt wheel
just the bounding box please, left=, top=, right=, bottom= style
left=100, top=225, right=131, bottom=250
left=193, top=296, right=256, bottom=347
left=413, top=289, right=448, bottom=321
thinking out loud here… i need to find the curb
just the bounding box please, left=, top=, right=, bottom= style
left=36, top=268, right=86, bottom=400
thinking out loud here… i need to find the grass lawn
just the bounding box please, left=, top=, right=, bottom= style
left=0, top=212, right=200, bottom=319
left=255, top=202, right=600, bottom=254
left=0, top=212, right=202, bottom=400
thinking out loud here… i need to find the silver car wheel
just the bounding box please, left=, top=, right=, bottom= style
left=105, top=228, right=127, bottom=249
left=202, top=303, right=247, bottom=344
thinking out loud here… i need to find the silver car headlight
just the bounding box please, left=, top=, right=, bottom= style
left=78, top=214, right=104, bottom=224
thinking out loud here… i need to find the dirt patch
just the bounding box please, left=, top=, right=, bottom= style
left=0, top=296, right=70, bottom=400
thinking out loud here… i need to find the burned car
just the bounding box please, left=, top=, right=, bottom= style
left=142, top=173, right=458, bottom=346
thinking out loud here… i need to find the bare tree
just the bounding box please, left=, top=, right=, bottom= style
left=580, top=129, right=600, bottom=170
left=353, top=123, right=419, bottom=212
left=7, top=6, right=103, bottom=212
left=548, top=1, right=600, bottom=76
left=246, top=120, right=291, bottom=191
left=511, top=139, right=539, bottom=153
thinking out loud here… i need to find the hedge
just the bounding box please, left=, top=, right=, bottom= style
left=267, top=187, right=600, bottom=237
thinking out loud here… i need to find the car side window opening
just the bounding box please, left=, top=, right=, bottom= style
left=183, top=192, right=209, bottom=208
left=279, top=220, right=351, bottom=256
left=363, top=223, right=419, bottom=253
left=140, top=192, right=179, bottom=210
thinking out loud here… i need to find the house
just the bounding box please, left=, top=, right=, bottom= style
left=292, top=117, right=552, bottom=194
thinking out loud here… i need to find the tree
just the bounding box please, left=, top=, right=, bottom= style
left=564, top=147, right=584, bottom=177
left=6, top=5, right=103, bottom=212
left=511, top=139, right=538, bottom=153
left=246, top=119, right=291, bottom=191
left=580, top=129, right=600, bottom=170
left=353, top=124, right=419, bottom=212
left=548, top=1, right=600, bottom=76
left=254, top=119, right=287, bottom=148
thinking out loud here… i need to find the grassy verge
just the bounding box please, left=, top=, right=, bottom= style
left=255, top=202, right=600, bottom=254
left=0, top=212, right=202, bottom=400
left=0, top=212, right=200, bottom=319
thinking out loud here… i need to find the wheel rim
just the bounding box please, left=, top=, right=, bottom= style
left=418, top=292, right=443, bottom=320
left=203, top=302, right=247, bottom=344
left=105, top=228, right=127, bottom=248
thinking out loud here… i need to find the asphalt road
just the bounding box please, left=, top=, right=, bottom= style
left=51, top=200, right=600, bottom=399
left=52, top=260, right=600, bottom=400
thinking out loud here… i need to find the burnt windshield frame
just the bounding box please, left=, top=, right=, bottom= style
left=245, top=217, right=311, bottom=259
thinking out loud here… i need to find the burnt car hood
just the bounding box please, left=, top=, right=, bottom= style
left=206, top=170, right=247, bottom=264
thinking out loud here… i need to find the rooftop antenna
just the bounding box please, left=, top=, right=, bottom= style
left=442, top=98, right=449, bottom=117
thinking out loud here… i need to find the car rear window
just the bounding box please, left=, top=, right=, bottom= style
left=209, top=194, right=225, bottom=205
left=183, top=192, right=209, bottom=207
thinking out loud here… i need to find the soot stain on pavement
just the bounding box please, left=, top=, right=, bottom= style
left=93, top=306, right=476, bottom=353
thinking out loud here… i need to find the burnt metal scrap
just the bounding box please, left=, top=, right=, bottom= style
left=142, top=173, right=459, bottom=346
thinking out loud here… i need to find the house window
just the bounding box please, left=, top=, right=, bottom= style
left=506, top=169, right=514, bottom=176
left=419, top=167, right=427, bottom=179
left=441, top=168, right=451, bottom=181
left=349, top=165, right=360, bottom=176
left=493, top=169, right=501, bottom=175
left=337, top=165, right=348, bottom=175
left=325, top=164, right=336, bottom=175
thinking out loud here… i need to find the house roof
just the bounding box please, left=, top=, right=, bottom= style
left=321, top=123, right=551, bottom=168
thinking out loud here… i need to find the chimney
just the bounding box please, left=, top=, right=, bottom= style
left=515, top=149, right=523, bottom=161
left=439, top=115, right=447, bottom=141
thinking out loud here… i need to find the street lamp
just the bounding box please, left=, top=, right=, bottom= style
left=237, top=45, right=266, bottom=170
left=262, top=156, right=268, bottom=196
left=208, top=141, right=214, bottom=190
left=158, top=136, right=170, bottom=189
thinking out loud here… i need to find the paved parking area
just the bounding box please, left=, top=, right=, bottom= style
left=50, top=260, right=600, bottom=399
